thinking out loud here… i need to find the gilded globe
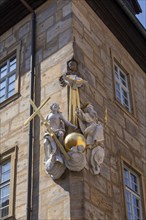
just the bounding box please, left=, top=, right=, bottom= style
left=64, top=132, right=86, bottom=151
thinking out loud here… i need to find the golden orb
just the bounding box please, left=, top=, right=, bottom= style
left=64, top=132, right=86, bottom=151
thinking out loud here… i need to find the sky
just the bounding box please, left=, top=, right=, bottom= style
left=136, top=0, right=146, bottom=28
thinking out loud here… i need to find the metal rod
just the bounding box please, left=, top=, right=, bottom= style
left=19, top=2, right=35, bottom=218
left=26, top=12, right=35, bottom=220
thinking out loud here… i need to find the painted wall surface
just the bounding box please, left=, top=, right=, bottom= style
left=0, top=0, right=146, bottom=220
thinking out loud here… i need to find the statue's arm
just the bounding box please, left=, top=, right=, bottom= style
left=59, top=113, right=77, bottom=129
left=76, top=108, right=86, bottom=121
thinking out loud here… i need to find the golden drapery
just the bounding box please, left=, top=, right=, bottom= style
left=69, top=87, right=80, bottom=126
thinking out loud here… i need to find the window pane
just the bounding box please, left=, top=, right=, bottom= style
left=133, top=196, right=139, bottom=209
left=2, top=162, right=10, bottom=173
left=116, top=82, right=120, bottom=91
left=116, top=81, right=121, bottom=101
left=8, top=74, right=16, bottom=84
left=10, top=57, right=16, bottom=65
left=120, top=71, right=127, bottom=86
left=133, top=196, right=141, bottom=219
left=1, top=196, right=9, bottom=208
left=114, top=65, right=118, bottom=72
left=0, top=206, right=9, bottom=218
left=0, top=63, right=7, bottom=79
left=126, top=191, right=133, bottom=220
left=131, top=173, right=138, bottom=192
left=0, top=80, right=6, bottom=90
left=8, top=90, right=15, bottom=98
left=0, top=186, right=10, bottom=198
left=123, top=99, right=129, bottom=109
left=128, top=211, right=133, bottom=220
left=115, top=71, right=119, bottom=79
left=116, top=90, right=121, bottom=101
left=0, top=161, right=10, bottom=218
left=122, top=89, right=128, bottom=98
left=1, top=171, right=10, bottom=183
left=121, top=89, right=129, bottom=109
left=9, top=57, right=16, bottom=72
left=0, top=162, right=11, bottom=183
left=0, top=55, right=17, bottom=103
left=8, top=82, right=15, bottom=92
left=122, top=96, right=129, bottom=106
left=0, top=187, right=10, bottom=218
left=0, top=96, right=5, bottom=103
left=114, top=63, right=131, bottom=112
left=126, top=190, right=131, bottom=203
left=124, top=165, right=142, bottom=220
left=124, top=168, right=129, bottom=186
left=0, top=88, right=5, bottom=97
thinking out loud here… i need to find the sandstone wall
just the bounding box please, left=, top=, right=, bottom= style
left=0, top=0, right=74, bottom=219
left=0, top=0, right=146, bottom=220
left=35, top=1, right=74, bottom=219
left=72, top=0, right=146, bottom=219
left=0, top=12, right=32, bottom=220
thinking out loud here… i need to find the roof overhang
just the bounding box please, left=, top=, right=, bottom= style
left=86, top=0, right=146, bottom=73
left=0, top=0, right=47, bottom=35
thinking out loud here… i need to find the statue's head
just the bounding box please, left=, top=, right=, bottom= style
left=82, top=103, right=93, bottom=112
left=50, top=103, right=60, bottom=112
left=83, top=103, right=98, bottom=119
left=67, top=58, right=78, bottom=72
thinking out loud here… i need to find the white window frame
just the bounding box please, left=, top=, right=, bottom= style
left=0, top=43, right=21, bottom=108
left=0, top=161, right=11, bottom=218
left=0, top=55, right=17, bottom=103
left=114, top=63, right=131, bottom=112
left=0, top=147, right=17, bottom=220
left=123, top=165, right=143, bottom=220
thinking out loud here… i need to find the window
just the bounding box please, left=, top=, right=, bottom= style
left=0, top=147, right=17, bottom=219
left=0, top=161, right=11, bottom=218
left=114, top=63, right=131, bottom=112
left=124, top=165, right=143, bottom=220
left=0, top=43, right=21, bottom=108
left=0, top=56, right=17, bottom=103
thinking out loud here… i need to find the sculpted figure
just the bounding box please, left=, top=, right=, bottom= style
left=59, top=59, right=86, bottom=89
left=76, top=104, right=104, bottom=146
left=65, top=145, right=86, bottom=172
left=64, top=132, right=87, bottom=171
left=59, top=59, right=87, bottom=125
left=76, top=104, right=105, bottom=175
left=89, top=146, right=105, bottom=175
left=44, top=103, right=76, bottom=179
left=44, top=103, right=76, bottom=161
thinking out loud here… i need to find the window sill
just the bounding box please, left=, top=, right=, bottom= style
left=0, top=93, right=20, bottom=109
left=0, top=216, right=15, bottom=220
left=114, top=99, right=138, bottom=125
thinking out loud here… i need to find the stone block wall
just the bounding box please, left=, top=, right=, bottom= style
left=0, top=12, right=32, bottom=220
left=0, top=0, right=146, bottom=220
left=72, top=0, right=146, bottom=219
left=35, top=1, right=74, bottom=218
left=0, top=0, right=74, bottom=219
